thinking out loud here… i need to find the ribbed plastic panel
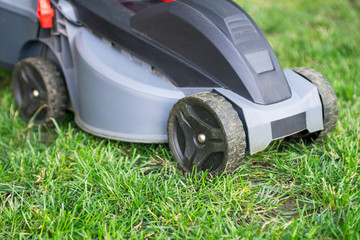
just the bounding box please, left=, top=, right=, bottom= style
left=225, top=14, right=258, bottom=45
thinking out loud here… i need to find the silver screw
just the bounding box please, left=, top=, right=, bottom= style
left=32, top=89, right=40, bottom=97
left=197, top=133, right=206, bottom=144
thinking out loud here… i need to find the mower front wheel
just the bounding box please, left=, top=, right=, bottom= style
left=167, top=92, right=246, bottom=175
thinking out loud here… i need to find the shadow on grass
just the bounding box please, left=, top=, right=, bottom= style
left=60, top=123, right=323, bottom=223
left=237, top=139, right=324, bottom=222
left=0, top=69, right=10, bottom=84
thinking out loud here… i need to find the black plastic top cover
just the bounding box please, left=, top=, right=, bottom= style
left=70, top=0, right=291, bottom=104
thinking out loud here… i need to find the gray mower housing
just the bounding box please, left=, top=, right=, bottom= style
left=0, top=0, right=324, bottom=155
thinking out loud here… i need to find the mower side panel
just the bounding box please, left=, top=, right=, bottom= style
left=216, top=69, right=324, bottom=154
left=73, top=28, right=185, bottom=143
left=0, top=0, right=38, bottom=70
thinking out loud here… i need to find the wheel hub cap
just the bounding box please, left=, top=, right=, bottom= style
left=32, top=89, right=40, bottom=98
left=197, top=133, right=206, bottom=144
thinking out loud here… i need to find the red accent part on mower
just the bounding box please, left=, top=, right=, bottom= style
left=37, top=0, right=54, bottom=28
left=162, top=0, right=176, bottom=2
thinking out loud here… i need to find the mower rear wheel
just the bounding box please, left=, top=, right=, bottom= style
left=12, top=57, right=67, bottom=126
left=291, top=67, right=338, bottom=142
left=167, top=92, right=246, bottom=175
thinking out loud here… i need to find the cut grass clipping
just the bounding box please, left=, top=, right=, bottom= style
left=1, top=0, right=360, bottom=238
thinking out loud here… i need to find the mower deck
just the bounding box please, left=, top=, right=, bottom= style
left=0, top=0, right=338, bottom=174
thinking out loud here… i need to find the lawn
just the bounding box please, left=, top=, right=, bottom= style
left=1, top=0, right=360, bottom=239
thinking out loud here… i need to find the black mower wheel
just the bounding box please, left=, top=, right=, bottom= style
left=168, top=92, right=246, bottom=175
left=12, top=57, right=67, bottom=126
left=291, top=67, right=338, bottom=142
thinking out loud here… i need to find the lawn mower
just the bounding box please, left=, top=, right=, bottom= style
left=0, top=0, right=338, bottom=175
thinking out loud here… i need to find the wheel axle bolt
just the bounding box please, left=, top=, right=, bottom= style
left=197, top=133, right=206, bottom=144
left=32, top=89, right=40, bottom=97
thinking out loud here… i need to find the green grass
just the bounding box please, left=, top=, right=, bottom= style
left=1, top=0, right=360, bottom=238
